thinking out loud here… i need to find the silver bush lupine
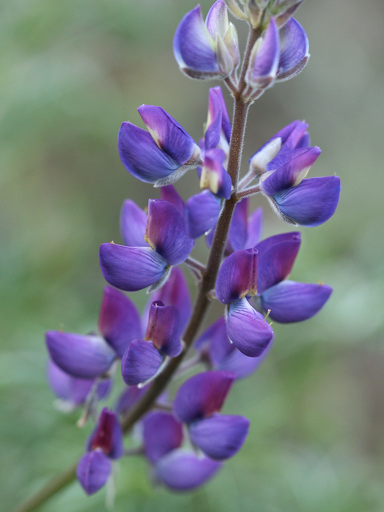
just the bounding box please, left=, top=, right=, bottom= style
left=14, top=1, right=341, bottom=509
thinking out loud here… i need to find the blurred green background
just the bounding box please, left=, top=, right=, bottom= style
left=2, top=0, right=384, bottom=510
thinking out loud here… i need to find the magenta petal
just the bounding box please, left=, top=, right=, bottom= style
left=138, top=105, right=197, bottom=166
left=118, top=122, right=179, bottom=183
left=273, top=176, right=341, bottom=227
left=121, top=340, right=163, bottom=386
left=160, top=185, right=185, bottom=215
left=189, top=414, right=249, bottom=460
left=77, top=450, right=111, bottom=495
left=245, top=207, right=263, bottom=248
left=46, top=331, right=115, bottom=379
left=227, top=298, right=273, bottom=357
left=143, top=411, right=183, bottom=464
left=120, top=200, right=148, bottom=247
left=216, top=248, right=258, bottom=304
left=144, top=267, right=191, bottom=333
left=173, top=370, right=235, bottom=423
left=115, top=385, right=147, bottom=416
left=88, top=408, right=124, bottom=460
left=262, top=280, right=333, bottom=323
left=98, top=287, right=142, bottom=358
left=155, top=450, right=222, bottom=491
left=99, top=243, right=167, bottom=292
left=173, top=6, right=219, bottom=79
left=229, top=198, right=248, bottom=251
left=145, top=301, right=182, bottom=357
left=145, top=199, right=194, bottom=265
left=256, top=232, right=301, bottom=294
left=185, top=190, right=222, bottom=239
left=277, top=18, right=309, bottom=82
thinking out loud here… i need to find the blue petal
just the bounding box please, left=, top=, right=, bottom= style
left=229, top=198, right=249, bottom=251
left=261, top=280, right=333, bottom=323
left=227, top=298, right=273, bottom=357
left=277, top=18, right=309, bottom=82
left=173, top=6, right=219, bottom=79
left=121, top=339, right=163, bottom=386
left=189, top=414, right=249, bottom=460
left=247, top=17, right=280, bottom=89
left=155, top=450, right=222, bottom=491
left=160, top=185, right=185, bottom=215
left=216, top=248, right=258, bottom=304
left=99, top=243, right=167, bottom=292
left=120, top=200, right=148, bottom=247
left=185, top=190, right=222, bottom=239
left=76, top=450, right=111, bottom=495
left=273, top=176, right=341, bottom=227
left=46, top=332, right=115, bottom=379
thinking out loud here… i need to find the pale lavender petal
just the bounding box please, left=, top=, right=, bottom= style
left=189, top=414, right=249, bottom=460
left=185, top=190, right=221, bottom=239
left=247, top=17, right=280, bottom=89
left=227, top=298, right=273, bottom=357
left=261, top=146, right=322, bottom=196
left=155, top=450, right=222, bottom=491
left=77, top=450, right=111, bottom=495
left=256, top=232, right=301, bottom=294
left=143, top=267, right=191, bottom=332
left=120, top=199, right=148, bottom=247
left=88, top=408, right=123, bottom=460
left=121, top=339, right=163, bottom=386
left=138, top=106, right=197, bottom=166
left=99, top=244, right=167, bottom=292
left=145, top=301, right=182, bottom=357
left=47, top=360, right=94, bottom=406
left=173, top=6, right=219, bottom=79
left=160, top=185, right=185, bottom=215
left=277, top=18, right=309, bottom=82
left=273, top=176, right=341, bottom=227
left=262, top=280, right=333, bottom=323
left=115, top=385, right=147, bottom=416
left=201, top=148, right=232, bottom=199
left=98, top=286, right=142, bottom=358
left=118, top=122, right=179, bottom=183
left=217, top=343, right=270, bottom=379
left=46, top=332, right=115, bottom=380
left=216, top=248, right=258, bottom=304
left=206, top=0, right=228, bottom=38
left=173, top=370, right=235, bottom=423
left=245, top=207, right=263, bottom=248
left=145, top=199, right=194, bottom=265
left=229, top=198, right=248, bottom=251
left=143, top=411, right=183, bottom=464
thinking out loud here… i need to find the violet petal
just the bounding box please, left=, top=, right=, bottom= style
left=216, top=248, right=258, bottom=304
left=185, top=190, right=222, bottom=239
left=145, top=301, right=182, bottom=357
left=77, top=450, right=111, bottom=495
left=143, top=411, right=183, bottom=464
left=121, top=339, right=163, bottom=386
left=277, top=18, right=309, bottom=82
left=120, top=199, right=148, bottom=247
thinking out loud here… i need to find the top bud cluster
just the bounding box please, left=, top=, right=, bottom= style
left=44, top=0, right=341, bottom=502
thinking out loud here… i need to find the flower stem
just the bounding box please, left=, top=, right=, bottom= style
left=10, top=27, right=260, bottom=512
left=236, top=184, right=261, bottom=199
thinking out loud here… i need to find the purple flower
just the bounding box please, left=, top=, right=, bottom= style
left=173, top=371, right=249, bottom=460
left=77, top=408, right=123, bottom=495
left=195, top=317, right=271, bottom=379
left=47, top=360, right=111, bottom=411
left=46, top=286, right=142, bottom=379
left=252, top=232, right=333, bottom=322
left=121, top=301, right=182, bottom=386
left=100, top=199, right=194, bottom=292
left=215, top=248, right=274, bottom=357
left=173, top=1, right=239, bottom=80
left=118, top=106, right=201, bottom=186
left=246, top=16, right=309, bottom=91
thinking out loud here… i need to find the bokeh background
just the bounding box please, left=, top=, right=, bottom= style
left=2, top=0, right=384, bottom=510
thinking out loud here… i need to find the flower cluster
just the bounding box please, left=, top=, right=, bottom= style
left=43, top=0, right=340, bottom=501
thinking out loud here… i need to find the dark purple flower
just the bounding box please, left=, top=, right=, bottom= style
left=100, top=199, right=194, bottom=292
left=46, top=287, right=142, bottom=379
left=118, top=106, right=201, bottom=186
left=77, top=408, right=123, bottom=495
left=173, top=371, right=249, bottom=460
left=195, top=317, right=270, bottom=379
left=173, top=1, right=239, bottom=80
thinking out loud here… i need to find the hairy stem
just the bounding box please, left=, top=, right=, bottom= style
left=10, top=27, right=260, bottom=512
